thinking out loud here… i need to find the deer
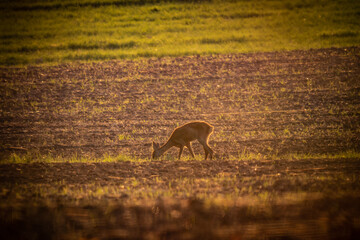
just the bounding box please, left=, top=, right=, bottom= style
left=152, top=121, right=214, bottom=160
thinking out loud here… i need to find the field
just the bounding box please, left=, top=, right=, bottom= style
left=1, top=47, right=360, bottom=239
left=1, top=0, right=360, bottom=65
left=1, top=0, right=360, bottom=239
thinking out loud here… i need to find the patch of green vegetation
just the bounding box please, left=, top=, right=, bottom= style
left=1, top=0, right=359, bottom=65
left=2, top=150, right=359, bottom=164
left=1, top=152, right=146, bottom=164
left=277, top=150, right=360, bottom=161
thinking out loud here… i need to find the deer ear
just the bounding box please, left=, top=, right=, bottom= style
left=152, top=141, right=158, bottom=149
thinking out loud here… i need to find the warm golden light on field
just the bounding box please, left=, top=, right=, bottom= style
left=1, top=0, right=360, bottom=239
left=1, top=46, right=359, bottom=239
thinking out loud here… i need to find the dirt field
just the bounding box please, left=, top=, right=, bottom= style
left=1, top=47, right=359, bottom=159
left=0, top=47, right=360, bottom=239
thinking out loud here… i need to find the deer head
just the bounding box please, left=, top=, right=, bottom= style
left=152, top=141, right=161, bottom=159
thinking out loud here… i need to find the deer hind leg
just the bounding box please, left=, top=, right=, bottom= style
left=208, top=146, right=214, bottom=160
left=203, top=145, right=213, bottom=160
left=198, top=139, right=213, bottom=160
left=203, top=146, right=209, bottom=160
left=186, top=142, right=195, bottom=158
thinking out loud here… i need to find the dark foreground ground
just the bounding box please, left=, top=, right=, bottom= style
left=0, top=47, right=360, bottom=239
left=0, top=158, right=360, bottom=239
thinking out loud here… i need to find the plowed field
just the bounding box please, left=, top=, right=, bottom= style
left=1, top=47, right=360, bottom=239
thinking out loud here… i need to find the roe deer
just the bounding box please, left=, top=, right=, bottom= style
left=152, top=121, right=214, bottom=160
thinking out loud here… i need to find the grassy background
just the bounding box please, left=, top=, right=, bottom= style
left=1, top=0, right=359, bottom=66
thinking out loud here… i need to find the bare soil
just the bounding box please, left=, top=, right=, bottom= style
left=0, top=47, right=359, bottom=159
left=0, top=158, right=359, bottom=185
left=0, top=47, right=360, bottom=239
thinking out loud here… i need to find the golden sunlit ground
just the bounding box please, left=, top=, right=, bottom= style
left=1, top=0, right=360, bottom=239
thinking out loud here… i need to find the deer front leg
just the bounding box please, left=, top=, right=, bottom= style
left=186, top=142, right=195, bottom=158
left=178, top=145, right=184, bottom=160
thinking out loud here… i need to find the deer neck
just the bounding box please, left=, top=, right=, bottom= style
left=158, top=140, right=174, bottom=155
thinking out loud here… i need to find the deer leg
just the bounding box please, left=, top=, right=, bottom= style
left=178, top=145, right=184, bottom=160
left=186, top=142, right=195, bottom=158
left=203, top=146, right=209, bottom=160
left=207, top=145, right=214, bottom=160
left=199, top=139, right=213, bottom=160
